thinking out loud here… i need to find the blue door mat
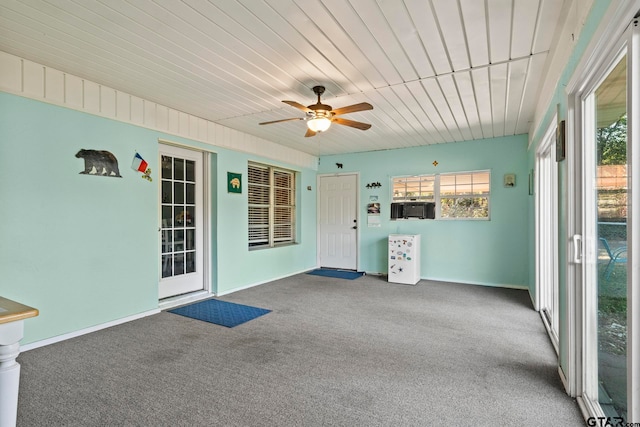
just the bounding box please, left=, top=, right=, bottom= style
left=168, top=299, right=271, bottom=328
left=306, top=269, right=364, bottom=280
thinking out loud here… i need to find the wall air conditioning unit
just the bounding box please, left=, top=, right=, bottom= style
left=390, top=202, right=435, bottom=220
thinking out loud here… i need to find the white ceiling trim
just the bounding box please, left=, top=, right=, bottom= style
left=0, top=51, right=319, bottom=170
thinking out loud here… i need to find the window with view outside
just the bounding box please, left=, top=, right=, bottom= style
left=248, top=162, right=295, bottom=248
left=391, top=171, right=490, bottom=219
left=393, top=175, right=435, bottom=201
left=439, top=171, right=490, bottom=219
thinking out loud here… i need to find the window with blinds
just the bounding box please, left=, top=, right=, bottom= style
left=248, top=162, right=296, bottom=248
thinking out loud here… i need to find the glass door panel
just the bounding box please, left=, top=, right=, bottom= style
left=159, top=144, right=204, bottom=299
left=588, top=55, right=628, bottom=421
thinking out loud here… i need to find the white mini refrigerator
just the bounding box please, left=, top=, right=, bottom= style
left=388, top=234, right=421, bottom=285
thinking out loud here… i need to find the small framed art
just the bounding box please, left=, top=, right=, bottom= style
left=227, top=172, right=242, bottom=194
left=504, top=173, right=516, bottom=188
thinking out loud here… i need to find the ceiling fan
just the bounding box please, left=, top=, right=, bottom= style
left=259, top=86, right=373, bottom=137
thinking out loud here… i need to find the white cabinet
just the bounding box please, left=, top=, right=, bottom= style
left=388, top=234, right=421, bottom=285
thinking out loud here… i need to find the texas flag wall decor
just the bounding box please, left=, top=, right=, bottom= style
left=131, top=152, right=152, bottom=182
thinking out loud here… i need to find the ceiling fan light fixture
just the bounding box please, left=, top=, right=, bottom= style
left=307, top=117, right=332, bottom=132
left=259, top=86, right=372, bottom=136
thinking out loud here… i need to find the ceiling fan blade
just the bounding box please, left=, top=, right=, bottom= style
left=304, top=128, right=317, bottom=138
left=333, top=117, right=372, bottom=130
left=259, top=117, right=304, bottom=125
left=331, top=102, right=373, bottom=116
left=282, top=100, right=313, bottom=113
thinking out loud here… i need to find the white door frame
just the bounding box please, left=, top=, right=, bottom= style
left=628, top=16, right=640, bottom=422
left=316, top=173, right=360, bottom=271
left=157, top=141, right=212, bottom=303
left=535, top=113, right=560, bottom=353
left=566, top=3, right=640, bottom=421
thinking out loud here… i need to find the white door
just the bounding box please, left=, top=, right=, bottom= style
left=159, top=144, right=204, bottom=299
left=318, top=174, right=358, bottom=270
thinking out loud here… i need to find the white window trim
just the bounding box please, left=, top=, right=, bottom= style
left=391, top=175, right=436, bottom=202
left=437, top=170, right=491, bottom=221
left=248, top=162, right=296, bottom=249
left=392, top=170, right=491, bottom=220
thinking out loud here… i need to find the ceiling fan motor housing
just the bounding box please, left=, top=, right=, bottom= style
left=309, top=104, right=333, bottom=116
left=312, top=85, right=326, bottom=96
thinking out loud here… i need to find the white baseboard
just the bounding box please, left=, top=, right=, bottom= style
left=419, top=276, right=530, bottom=291
left=216, top=267, right=315, bottom=296
left=19, top=270, right=530, bottom=351
left=20, top=268, right=314, bottom=351
left=20, top=308, right=160, bottom=352
left=529, top=289, right=537, bottom=309
left=361, top=272, right=530, bottom=290
left=558, top=365, right=570, bottom=395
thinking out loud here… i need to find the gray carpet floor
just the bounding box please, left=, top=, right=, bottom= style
left=16, top=274, right=585, bottom=426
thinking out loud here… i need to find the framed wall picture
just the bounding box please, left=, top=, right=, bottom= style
left=504, top=173, right=516, bottom=188
left=227, top=172, right=242, bottom=194
left=556, top=119, right=566, bottom=161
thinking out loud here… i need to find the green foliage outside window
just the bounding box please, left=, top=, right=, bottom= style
left=440, top=197, right=489, bottom=219
left=597, top=114, right=626, bottom=166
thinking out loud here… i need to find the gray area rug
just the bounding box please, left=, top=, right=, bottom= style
left=16, top=274, right=584, bottom=426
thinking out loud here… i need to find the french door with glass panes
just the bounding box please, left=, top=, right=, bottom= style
left=159, top=144, right=204, bottom=299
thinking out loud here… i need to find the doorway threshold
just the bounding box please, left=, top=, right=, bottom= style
left=159, top=290, right=212, bottom=311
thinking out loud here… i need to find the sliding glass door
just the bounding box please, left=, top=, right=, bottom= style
left=576, top=17, right=639, bottom=422
left=585, top=53, right=628, bottom=421
left=536, top=120, right=559, bottom=351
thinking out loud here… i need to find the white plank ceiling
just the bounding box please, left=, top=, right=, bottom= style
left=0, top=0, right=567, bottom=156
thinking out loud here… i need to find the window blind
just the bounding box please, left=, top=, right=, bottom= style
left=248, top=162, right=295, bottom=247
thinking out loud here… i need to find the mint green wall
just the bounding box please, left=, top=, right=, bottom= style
left=319, top=135, right=529, bottom=288
left=215, top=151, right=318, bottom=293
left=0, top=92, right=317, bottom=344
left=0, top=93, right=157, bottom=344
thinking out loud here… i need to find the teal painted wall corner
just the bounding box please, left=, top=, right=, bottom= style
left=319, top=135, right=529, bottom=289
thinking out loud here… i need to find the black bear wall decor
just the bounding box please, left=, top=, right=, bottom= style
left=76, top=149, right=122, bottom=177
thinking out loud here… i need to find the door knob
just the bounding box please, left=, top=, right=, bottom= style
left=352, top=226, right=357, bottom=229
